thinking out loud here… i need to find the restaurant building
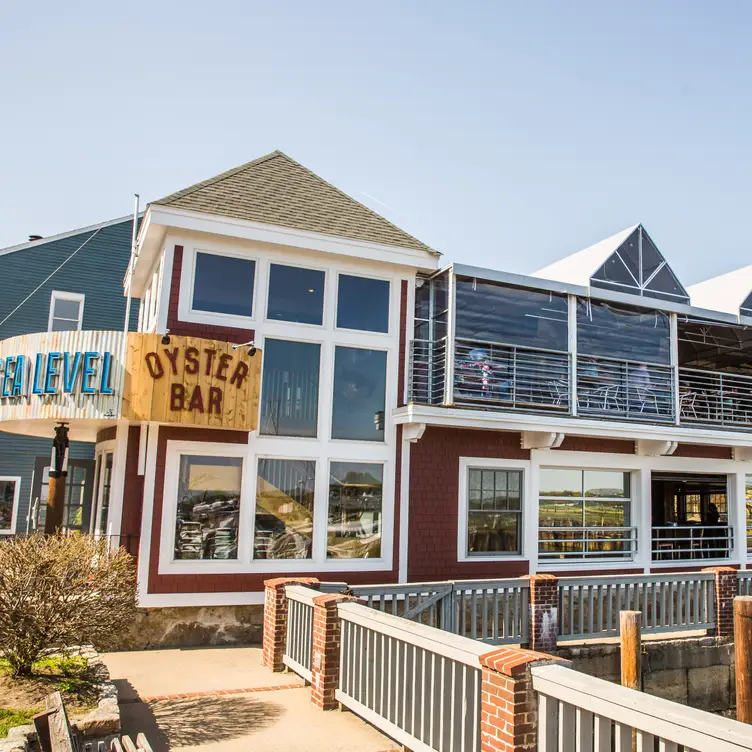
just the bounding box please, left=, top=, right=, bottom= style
left=2, top=151, right=752, bottom=643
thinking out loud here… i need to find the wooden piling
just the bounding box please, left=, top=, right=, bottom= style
left=735, top=596, right=752, bottom=724
left=620, top=610, right=642, bottom=691
left=43, top=474, right=66, bottom=534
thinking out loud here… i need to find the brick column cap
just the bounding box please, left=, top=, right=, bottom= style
left=312, top=592, right=358, bottom=608
left=479, top=646, right=570, bottom=677
left=524, top=573, right=558, bottom=583
left=264, top=576, right=320, bottom=590
left=702, top=566, right=738, bottom=574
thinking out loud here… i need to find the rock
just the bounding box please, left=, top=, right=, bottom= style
left=72, top=710, right=120, bottom=737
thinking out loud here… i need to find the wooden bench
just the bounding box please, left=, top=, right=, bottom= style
left=33, top=692, right=152, bottom=752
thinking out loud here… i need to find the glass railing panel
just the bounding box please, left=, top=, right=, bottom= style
left=453, top=338, right=570, bottom=413
left=577, top=356, right=674, bottom=423
left=678, top=367, right=752, bottom=430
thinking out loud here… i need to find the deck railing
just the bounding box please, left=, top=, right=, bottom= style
left=557, top=572, right=715, bottom=641
left=453, top=338, right=570, bottom=413
left=679, top=366, right=752, bottom=429
left=538, top=526, right=638, bottom=560
left=284, top=585, right=316, bottom=681
left=337, top=600, right=486, bottom=752
left=739, top=570, right=752, bottom=596
left=576, top=355, right=675, bottom=423
left=652, top=525, right=733, bottom=561
left=533, top=663, right=752, bottom=752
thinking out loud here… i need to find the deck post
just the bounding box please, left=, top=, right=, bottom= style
left=620, top=610, right=642, bottom=691
left=735, top=596, right=752, bottom=724
left=703, top=566, right=737, bottom=637
left=262, top=577, right=320, bottom=672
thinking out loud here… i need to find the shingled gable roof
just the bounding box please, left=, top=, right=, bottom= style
left=152, top=150, right=437, bottom=255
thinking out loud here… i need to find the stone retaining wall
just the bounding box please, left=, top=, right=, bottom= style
left=555, top=636, right=736, bottom=713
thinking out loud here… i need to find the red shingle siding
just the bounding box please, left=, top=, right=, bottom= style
left=554, top=436, right=635, bottom=454
left=673, top=443, right=733, bottom=460
left=166, top=245, right=256, bottom=344
left=408, top=426, right=530, bottom=581
left=120, top=426, right=144, bottom=557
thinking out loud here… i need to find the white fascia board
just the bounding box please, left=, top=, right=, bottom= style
left=0, top=214, right=137, bottom=258
left=129, top=209, right=166, bottom=296
left=133, top=204, right=439, bottom=281
left=688, top=265, right=752, bottom=316
left=394, top=403, right=752, bottom=448
left=452, top=263, right=587, bottom=296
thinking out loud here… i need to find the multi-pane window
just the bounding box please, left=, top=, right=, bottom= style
left=331, top=347, right=386, bottom=441
left=538, top=468, right=632, bottom=560
left=466, top=469, right=522, bottom=556
left=192, top=252, right=255, bottom=317
left=259, top=339, right=321, bottom=437
left=254, top=459, right=315, bottom=560
left=173, top=456, right=242, bottom=560
left=0, top=478, right=18, bottom=534
left=327, top=462, right=383, bottom=559
left=267, top=264, right=325, bottom=325
left=337, top=274, right=389, bottom=333
left=49, top=292, right=84, bottom=332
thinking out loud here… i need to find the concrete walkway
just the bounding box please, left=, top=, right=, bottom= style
left=102, top=646, right=399, bottom=751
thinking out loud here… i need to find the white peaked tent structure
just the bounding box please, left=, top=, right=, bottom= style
left=533, top=224, right=690, bottom=304
left=688, top=266, right=752, bottom=320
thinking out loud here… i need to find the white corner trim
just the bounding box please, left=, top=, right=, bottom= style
left=136, top=423, right=160, bottom=607
left=403, top=422, right=426, bottom=443
left=0, top=476, right=21, bottom=535
left=137, top=423, right=148, bottom=476
left=398, top=436, right=411, bottom=583
left=521, top=431, right=565, bottom=450
left=106, top=422, right=130, bottom=540
left=636, top=439, right=678, bottom=457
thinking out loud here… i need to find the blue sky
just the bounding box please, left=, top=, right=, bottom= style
left=1, top=1, right=750, bottom=285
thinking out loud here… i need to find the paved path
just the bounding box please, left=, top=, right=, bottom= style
left=102, top=646, right=399, bottom=752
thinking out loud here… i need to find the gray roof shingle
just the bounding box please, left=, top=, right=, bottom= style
left=153, top=150, right=436, bottom=254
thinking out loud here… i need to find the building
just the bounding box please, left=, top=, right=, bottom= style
left=2, top=151, right=752, bottom=644
left=0, top=217, right=138, bottom=538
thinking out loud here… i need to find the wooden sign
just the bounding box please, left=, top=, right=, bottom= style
left=122, top=333, right=261, bottom=430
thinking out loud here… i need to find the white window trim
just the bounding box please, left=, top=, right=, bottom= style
left=334, top=270, right=392, bottom=336
left=263, top=259, right=328, bottom=329
left=180, top=246, right=259, bottom=326
left=0, top=475, right=21, bottom=535
left=529, top=450, right=747, bottom=573
left=457, top=457, right=531, bottom=562
left=158, top=439, right=394, bottom=575
left=48, top=290, right=85, bottom=332
left=90, top=440, right=116, bottom=537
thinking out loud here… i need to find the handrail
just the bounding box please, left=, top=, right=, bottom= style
left=285, top=584, right=319, bottom=606
left=560, top=571, right=713, bottom=587
left=337, top=600, right=488, bottom=668
left=532, top=663, right=752, bottom=751
left=454, top=335, right=569, bottom=358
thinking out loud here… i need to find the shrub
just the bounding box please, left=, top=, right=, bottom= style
left=0, top=534, right=137, bottom=677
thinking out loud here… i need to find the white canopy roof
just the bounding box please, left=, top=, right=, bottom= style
left=688, top=266, right=752, bottom=317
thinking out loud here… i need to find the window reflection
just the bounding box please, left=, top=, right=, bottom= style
left=174, top=456, right=242, bottom=560
left=327, top=462, right=383, bottom=559
left=332, top=347, right=386, bottom=441
left=267, top=264, right=325, bottom=325
left=255, top=459, right=315, bottom=560
left=193, top=252, right=255, bottom=317
left=337, top=275, right=390, bottom=333
left=260, top=339, right=320, bottom=437
left=467, top=469, right=522, bottom=555
left=0, top=480, right=15, bottom=532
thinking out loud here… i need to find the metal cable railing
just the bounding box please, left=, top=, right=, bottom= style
left=679, top=367, right=752, bottom=429
left=407, top=338, right=447, bottom=405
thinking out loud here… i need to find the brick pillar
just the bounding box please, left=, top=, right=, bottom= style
left=704, top=566, right=738, bottom=637
left=262, top=577, right=320, bottom=672
left=310, top=593, right=357, bottom=710
left=526, top=574, right=559, bottom=652
left=479, top=647, right=570, bottom=752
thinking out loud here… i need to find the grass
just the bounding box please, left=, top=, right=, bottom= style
left=0, top=709, right=37, bottom=737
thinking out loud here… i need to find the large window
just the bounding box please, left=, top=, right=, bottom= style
left=260, top=339, right=321, bottom=437
left=332, top=347, right=387, bottom=441
left=173, top=456, right=242, bottom=560
left=455, top=278, right=568, bottom=351
left=327, top=462, right=383, bottom=559
left=267, top=264, right=325, bottom=325
left=0, top=478, right=19, bottom=534
left=254, top=459, right=315, bottom=560
left=48, top=291, right=84, bottom=332
left=538, top=468, right=633, bottom=559
left=337, top=274, right=390, bottom=333
left=192, top=252, right=255, bottom=317
left=466, top=468, right=522, bottom=556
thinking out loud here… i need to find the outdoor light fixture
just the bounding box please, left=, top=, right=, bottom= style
left=232, top=340, right=257, bottom=356
left=161, top=332, right=171, bottom=345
